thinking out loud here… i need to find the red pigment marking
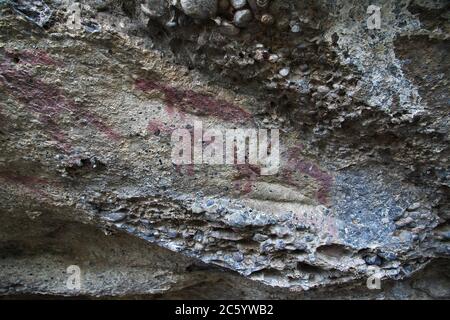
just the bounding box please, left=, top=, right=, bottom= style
left=135, top=79, right=252, bottom=123
left=5, top=49, right=62, bottom=66
left=0, top=172, right=52, bottom=196
left=146, top=119, right=195, bottom=176
left=164, top=104, right=189, bottom=122
left=0, top=173, right=49, bottom=185
left=175, top=163, right=195, bottom=177
left=0, top=109, right=7, bottom=132
left=147, top=119, right=175, bottom=135
left=325, top=215, right=339, bottom=240
left=147, top=120, right=161, bottom=135
left=148, top=104, right=192, bottom=134
left=233, top=164, right=261, bottom=195
left=135, top=80, right=332, bottom=203
left=230, top=147, right=332, bottom=204
left=283, top=148, right=333, bottom=205
left=293, top=211, right=338, bottom=240
left=147, top=117, right=198, bottom=137
left=0, top=57, right=121, bottom=152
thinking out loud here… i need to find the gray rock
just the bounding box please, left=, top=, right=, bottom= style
left=379, top=252, right=397, bottom=261
left=180, top=0, right=218, bottom=19
left=191, top=203, right=205, bottom=214
left=253, top=233, right=268, bottom=242
left=316, top=85, right=329, bottom=93
left=104, top=211, right=127, bottom=222
left=10, top=0, right=52, bottom=27
left=233, top=9, right=252, bottom=27
left=290, top=23, right=301, bottom=33
left=437, top=230, right=450, bottom=241
left=219, top=20, right=240, bottom=36
left=226, top=211, right=247, bottom=227
left=230, top=0, right=247, bottom=9
left=260, top=14, right=274, bottom=25
left=1, top=0, right=449, bottom=300
left=279, top=67, right=290, bottom=77
left=364, top=255, right=382, bottom=266
left=407, top=202, right=421, bottom=211
left=255, top=0, right=269, bottom=8
left=140, top=0, right=167, bottom=17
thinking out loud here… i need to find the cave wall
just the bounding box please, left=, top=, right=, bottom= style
left=0, top=0, right=448, bottom=299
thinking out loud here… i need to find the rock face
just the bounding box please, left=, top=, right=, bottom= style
left=0, top=0, right=449, bottom=299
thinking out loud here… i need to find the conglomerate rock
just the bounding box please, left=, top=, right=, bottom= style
left=0, top=0, right=448, bottom=298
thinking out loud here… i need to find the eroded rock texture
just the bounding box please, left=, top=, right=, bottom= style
left=0, top=0, right=449, bottom=299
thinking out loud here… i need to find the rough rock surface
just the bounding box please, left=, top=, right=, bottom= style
left=0, top=0, right=449, bottom=299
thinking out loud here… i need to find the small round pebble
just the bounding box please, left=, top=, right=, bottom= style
left=233, top=9, right=253, bottom=27
left=261, top=14, right=274, bottom=25
left=230, top=0, right=247, bottom=9
left=279, top=67, right=290, bottom=77
left=290, top=23, right=301, bottom=33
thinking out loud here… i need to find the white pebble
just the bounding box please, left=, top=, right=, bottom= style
left=279, top=68, right=290, bottom=77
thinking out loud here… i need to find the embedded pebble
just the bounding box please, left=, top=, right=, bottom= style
left=270, top=225, right=290, bottom=237
left=379, top=252, right=397, bottom=261
left=104, top=211, right=127, bottom=222
left=191, top=203, right=204, bottom=214
left=364, top=255, right=382, bottom=266
left=290, top=23, right=301, bottom=33
left=256, top=0, right=269, bottom=8
left=205, top=200, right=219, bottom=213
left=167, top=230, right=178, bottom=238
left=398, top=230, right=413, bottom=242
left=437, top=230, right=450, bottom=240
left=268, top=54, right=279, bottom=63
left=219, top=20, right=240, bottom=35
left=180, top=0, right=218, bottom=19
left=253, top=233, right=268, bottom=242
left=233, top=9, right=252, bottom=27
left=194, top=242, right=204, bottom=251
left=226, top=211, right=247, bottom=227
left=253, top=49, right=266, bottom=61
left=279, top=67, right=290, bottom=77
left=316, top=85, right=329, bottom=93
left=407, top=202, right=421, bottom=211
left=233, top=252, right=244, bottom=262
left=230, top=0, right=247, bottom=9
left=261, top=14, right=274, bottom=25
left=395, top=217, right=414, bottom=228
